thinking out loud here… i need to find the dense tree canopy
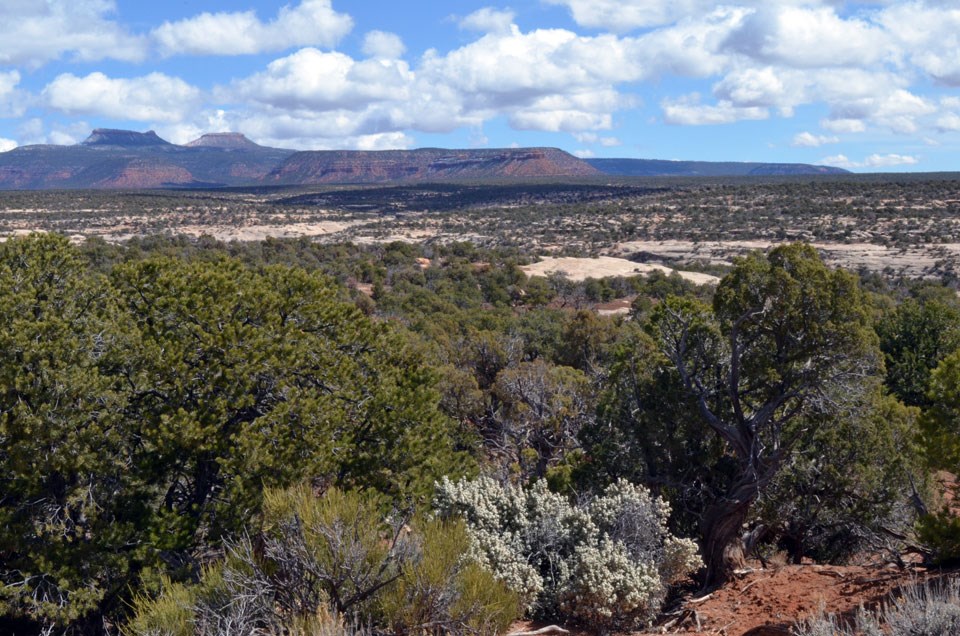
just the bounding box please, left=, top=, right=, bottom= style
left=0, top=235, right=466, bottom=632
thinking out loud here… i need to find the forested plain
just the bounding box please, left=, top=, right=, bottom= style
left=3, top=177, right=960, bottom=635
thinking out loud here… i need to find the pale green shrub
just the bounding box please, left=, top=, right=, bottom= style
left=434, top=477, right=701, bottom=630
left=126, top=486, right=517, bottom=636
left=793, top=577, right=960, bottom=636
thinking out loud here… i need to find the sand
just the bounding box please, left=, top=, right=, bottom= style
left=521, top=256, right=719, bottom=285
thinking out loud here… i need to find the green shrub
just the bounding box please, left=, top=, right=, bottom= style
left=260, top=485, right=409, bottom=618
left=126, top=486, right=515, bottom=635
left=379, top=519, right=520, bottom=635
left=917, top=509, right=960, bottom=565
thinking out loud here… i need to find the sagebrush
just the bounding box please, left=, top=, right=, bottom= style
left=434, top=476, right=701, bottom=630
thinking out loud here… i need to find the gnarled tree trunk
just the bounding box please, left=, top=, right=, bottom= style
left=701, top=478, right=760, bottom=587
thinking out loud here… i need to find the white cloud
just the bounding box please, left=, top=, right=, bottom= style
left=820, top=154, right=856, bottom=168
left=792, top=131, right=840, bottom=147
left=43, top=72, right=202, bottom=123
left=0, top=70, right=26, bottom=117
left=225, top=48, right=413, bottom=112
left=708, top=67, right=934, bottom=136
left=217, top=22, right=656, bottom=145
left=936, top=113, right=960, bottom=132
left=0, top=71, right=19, bottom=94
left=713, top=67, right=786, bottom=107
left=228, top=109, right=415, bottom=149
left=0, top=0, right=146, bottom=67
left=828, top=88, right=935, bottom=134
left=573, top=149, right=595, bottom=158
left=509, top=89, right=629, bottom=132
left=362, top=31, right=405, bottom=59
left=153, top=109, right=236, bottom=145
left=149, top=2, right=947, bottom=149
left=459, top=8, right=516, bottom=33
left=510, top=108, right=611, bottom=132
left=865, top=153, right=919, bottom=167
left=574, top=132, right=621, bottom=146
left=821, top=118, right=867, bottom=133
left=421, top=28, right=639, bottom=105
left=880, top=3, right=960, bottom=86
left=820, top=152, right=919, bottom=169
left=0, top=138, right=16, bottom=152
left=723, top=6, right=893, bottom=69
left=633, top=8, right=745, bottom=78
left=16, top=118, right=92, bottom=146
left=662, top=94, right=768, bottom=125
left=152, top=0, right=352, bottom=57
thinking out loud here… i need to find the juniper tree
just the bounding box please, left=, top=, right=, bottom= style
left=650, top=244, right=880, bottom=585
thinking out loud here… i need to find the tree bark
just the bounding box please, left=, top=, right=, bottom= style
left=701, top=480, right=757, bottom=587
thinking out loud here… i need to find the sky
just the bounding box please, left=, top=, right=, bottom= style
left=0, top=1, right=959, bottom=172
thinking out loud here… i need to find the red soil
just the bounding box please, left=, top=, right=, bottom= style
left=508, top=562, right=939, bottom=636
left=665, top=564, right=924, bottom=636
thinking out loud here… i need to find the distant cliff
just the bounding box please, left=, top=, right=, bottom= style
left=0, top=130, right=295, bottom=189
left=0, top=128, right=854, bottom=190
left=265, top=148, right=599, bottom=184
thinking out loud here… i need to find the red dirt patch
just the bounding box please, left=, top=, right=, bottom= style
left=506, top=563, right=937, bottom=636
left=665, top=564, right=918, bottom=635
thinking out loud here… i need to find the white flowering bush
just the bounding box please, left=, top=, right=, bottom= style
left=434, top=477, right=702, bottom=630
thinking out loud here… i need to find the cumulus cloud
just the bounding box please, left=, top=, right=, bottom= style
left=362, top=31, right=405, bottom=59
left=713, top=67, right=786, bottom=108
left=43, top=72, right=202, bottom=123
left=865, top=153, right=919, bottom=167
left=459, top=8, right=516, bottom=33
left=723, top=6, right=893, bottom=69
left=0, top=70, right=26, bottom=117
left=0, top=138, right=17, bottom=152
left=820, top=152, right=919, bottom=169
left=214, top=21, right=662, bottom=145
left=828, top=88, right=934, bottom=134
left=792, top=131, right=840, bottom=147
left=228, top=109, right=415, bottom=149
left=710, top=63, right=932, bottom=135
left=880, top=3, right=960, bottom=86
left=152, top=109, right=236, bottom=145
left=936, top=113, right=960, bottom=132
left=574, top=132, right=621, bottom=146
left=632, top=7, right=745, bottom=78
left=152, top=0, right=352, bottom=56
left=415, top=24, right=685, bottom=125
left=510, top=108, right=611, bottom=132
left=821, top=118, right=867, bottom=133
left=662, top=94, right=768, bottom=125
left=16, top=118, right=93, bottom=146
left=225, top=48, right=413, bottom=111
left=820, top=154, right=855, bottom=168
left=0, top=0, right=146, bottom=67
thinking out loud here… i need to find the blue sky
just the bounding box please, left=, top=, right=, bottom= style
left=1, top=1, right=959, bottom=172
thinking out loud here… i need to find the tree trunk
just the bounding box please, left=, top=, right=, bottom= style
left=701, top=480, right=757, bottom=587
